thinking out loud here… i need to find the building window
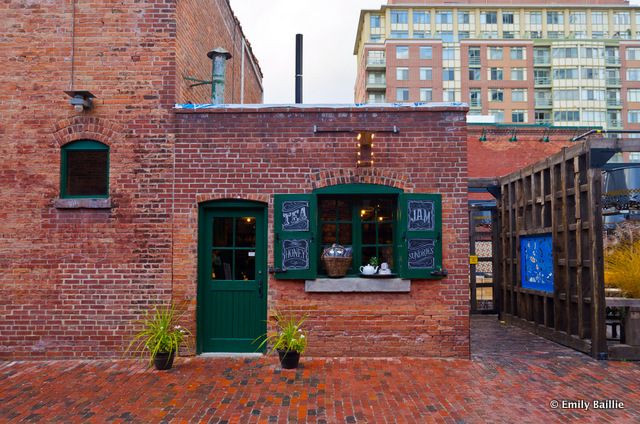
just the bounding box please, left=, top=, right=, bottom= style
left=512, top=110, right=526, bottom=123
left=554, top=110, right=580, bottom=122
left=436, top=11, right=452, bottom=25
left=489, top=89, right=503, bottom=102
left=502, top=12, right=515, bottom=25
left=553, top=68, right=579, bottom=79
left=582, top=47, right=602, bottom=59
left=420, top=67, right=433, bottom=80
left=458, top=11, right=470, bottom=25
left=529, top=12, right=542, bottom=26
left=510, top=47, right=524, bottom=60
left=569, top=12, right=586, bottom=25
left=420, top=88, right=433, bottom=102
left=396, top=67, right=409, bottom=81
left=582, top=68, right=602, bottom=80
left=396, top=88, right=410, bottom=102
left=529, top=31, right=542, bottom=39
left=582, top=110, right=605, bottom=122
left=420, top=46, right=433, bottom=59
left=413, top=11, right=429, bottom=25
left=489, top=110, right=504, bottom=123
left=458, top=31, right=470, bottom=40
left=390, top=31, right=409, bottom=39
left=367, top=72, right=385, bottom=84
left=442, top=47, right=455, bottom=60
left=61, top=140, right=109, bottom=198
left=582, top=89, right=605, bottom=101
left=489, top=67, right=503, bottom=80
left=468, top=68, right=481, bottom=81
left=443, top=90, right=456, bottom=102
left=437, top=31, right=454, bottom=42
left=468, top=47, right=480, bottom=65
left=510, top=68, right=526, bottom=81
left=627, top=48, right=640, bottom=60
left=367, top=50, right=385, bottom=66
left=481, top=11, right=498, bottom=25
left=368, top=93, right=385, bottom=103
left=370, top=15, right=382, bottom=28
left=552, top=47, right=578, bottom=59
left=628, top=89, right=640, bottom=102
left=503, top=31, right=516, bottom=39
left=511, top=89, right=526, bottom=102
left=396, top=46, right=409, bottom=59
left=628, top=110, right=640, bottom=123
left=489, top=47, right=503, bottom=60
left=443, top=68, right=455, bottom=81
left=592, top=12, right=606, bottom=25
left=554, top=89, right=579, bottom=101
left=391, top=10, right=408, bottom=24
left=547, top=11, right=563, bottom=25
left=627, top=68, right=640, bottom=81
left=592, top=31, right=606, bottom=39
left=614, top=12, right=630, bottom=25
left=469, top=89, right=481, bottom=108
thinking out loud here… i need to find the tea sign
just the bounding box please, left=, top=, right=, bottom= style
left=281, top=201, right=309, bottom=232
left=407, top=200, right=434, bottom=231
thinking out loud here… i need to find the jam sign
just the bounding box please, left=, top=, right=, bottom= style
left=407, top=200, right=434, bottom=231
left=407, top=239, right=435, bottom=269
left=282, top=201, right=309, bottom=232
left=282, top=239, right=309, bottom=270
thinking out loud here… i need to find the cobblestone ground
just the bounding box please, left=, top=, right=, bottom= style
left=1, top=316, right=639, bottom=423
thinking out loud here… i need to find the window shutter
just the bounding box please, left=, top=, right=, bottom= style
left=274, top=194, right=317, bottom=279
left=398, top=193, right=443, bottom=279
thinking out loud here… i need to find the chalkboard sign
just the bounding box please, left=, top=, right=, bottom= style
left=407, top=238, right=435, bottom=269
left=282, top=239, right=309, bottom=270
left=281, top=201, right=309, bottom=232
left=520, top=234, right=554, bottom=293
left=407, top=200, right=434, bottom=231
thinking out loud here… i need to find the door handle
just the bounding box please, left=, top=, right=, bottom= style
left=258, top=278, right=263, bottom=298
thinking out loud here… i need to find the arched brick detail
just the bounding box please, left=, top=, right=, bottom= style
left=195, top=193, right=270, bottom=205
left=308, top=168, right=414, bottom=192
left=52, top=116, right=125, bottom=148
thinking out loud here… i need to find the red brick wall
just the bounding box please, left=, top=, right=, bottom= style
left=0, top=0, right=260, bottom=359
left=173, top=105, right=470, bottom=358
left=176, top=0, right=263, bottom=104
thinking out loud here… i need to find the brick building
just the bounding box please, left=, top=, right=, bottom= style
left=1, top=1, right=472, bottom=359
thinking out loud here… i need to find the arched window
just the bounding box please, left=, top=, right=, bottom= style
left=60, top=140, right=109, bottom=198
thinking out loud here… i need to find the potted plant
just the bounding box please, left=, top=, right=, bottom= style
left=257, top=312, right=307, bottom=369
left=127, top=304, right=192, bottom=370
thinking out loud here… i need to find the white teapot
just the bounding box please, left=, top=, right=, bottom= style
left=360, top=264, right=378, bottom=275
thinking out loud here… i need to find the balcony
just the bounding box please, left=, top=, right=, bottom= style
left=535, top=98, right=552, bottom=108
left=607, top=78, right=622, bottom=86
left=469, top=57, right=481, bottom=66
left=535, top=118, right=552, bottom=125
left=608, top=119, right=623, bottom=129
left=535, top=77, right=551, bottom=86
left=606, top=57, right=621, bottom=66
left=366, top=58, right=386, bottom=70
left=533, top=57, right=550, bottom=66
left=366, top=79, right=386, bottom=90
left=607, top=99, right=622, bottom=108
left=469, top=100, right=482, bottom=108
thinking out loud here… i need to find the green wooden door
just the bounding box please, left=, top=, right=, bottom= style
left=198, top=203, right=267, bottom=353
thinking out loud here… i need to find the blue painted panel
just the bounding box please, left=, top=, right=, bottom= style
left=520, top=234, right=554, bottom=293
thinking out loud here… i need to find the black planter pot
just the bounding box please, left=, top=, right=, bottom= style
left=277, top=349, right=301, bottom=369
left=153, top=351, right=175, bottom=370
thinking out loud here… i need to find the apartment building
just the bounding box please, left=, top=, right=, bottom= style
left=354, top=0, right=640, bottom=130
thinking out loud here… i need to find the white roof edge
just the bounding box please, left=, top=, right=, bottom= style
left=175, top=102, right=468, bottom=110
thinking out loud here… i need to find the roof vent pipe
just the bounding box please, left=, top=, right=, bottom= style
left=207, top=48, right=232, bottom=104
left=295, top=34, right=303, bottom=104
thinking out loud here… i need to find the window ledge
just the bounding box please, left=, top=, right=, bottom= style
left=305, top=277, right=410, bottom=293
left=54, top=198, right=112, bottom=209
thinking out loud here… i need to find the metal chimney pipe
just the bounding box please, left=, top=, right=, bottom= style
left=207, top=47, right=232, bottom=104
left=295, top=34, right=303, bottom=104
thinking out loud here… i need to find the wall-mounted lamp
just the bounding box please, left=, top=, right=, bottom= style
left=508, top=129, right=518, bottom=142
left=64, top=90, right=95, bottom=112
left=356, top=132, right=375, bottom=167
left=479, top=128, right=487, bottom=142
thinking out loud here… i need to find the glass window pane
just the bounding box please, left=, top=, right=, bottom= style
left=379, top=223, right=393, bottom=244
left=338, top=224, right=352, bottom=245
left=321, top=223, right=337, bottom=244
left=212, top=250, right=233, bottom=280
left=362, top=223, right=376, bottom=244
left=376, top=199, right=394, bottom=221
left=362, top=246, right=378, bottom=266
left=235, top=251, right=255, bottom=280
left=236, top=217, right=256, bottom=247
left=379, top=246, right=394, bottom=270
left=213, top=218, right=234, bottom=247
left=320, top=199, right=336, bottom=220
left=66, top=150, right=108, bottom=196
left=336, top=199, right=351, bottom=220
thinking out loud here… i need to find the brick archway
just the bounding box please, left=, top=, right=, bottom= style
left=52, top=116, right=125, bottom=147
left=308, top=168, right=414, bottom=192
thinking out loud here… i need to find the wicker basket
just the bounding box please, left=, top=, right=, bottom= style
left=321, top=255, right=352, bottom=277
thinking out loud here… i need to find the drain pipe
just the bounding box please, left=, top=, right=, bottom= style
left=295, top=34, right=303, bottom=104
left=207, top=48, right=232, bottom=104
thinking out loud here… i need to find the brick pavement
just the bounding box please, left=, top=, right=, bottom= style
left=1, top=316, right=639, bottom=423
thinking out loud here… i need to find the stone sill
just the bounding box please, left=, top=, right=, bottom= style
left=305, top=278, right=410, bottom=293
left=54, top=198, right=112, bottom=209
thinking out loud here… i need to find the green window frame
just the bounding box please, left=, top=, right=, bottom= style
left=274, top=184, right=444, bottom=280
left=60, top=140, right=109, bottom=198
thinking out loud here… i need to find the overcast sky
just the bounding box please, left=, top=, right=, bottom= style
left=230, top=0, right=382, bottom=104
left=231, top=0, right=640, bottom=104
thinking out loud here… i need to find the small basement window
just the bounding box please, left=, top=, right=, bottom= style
left=61, top=140, right=109, bottom=198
